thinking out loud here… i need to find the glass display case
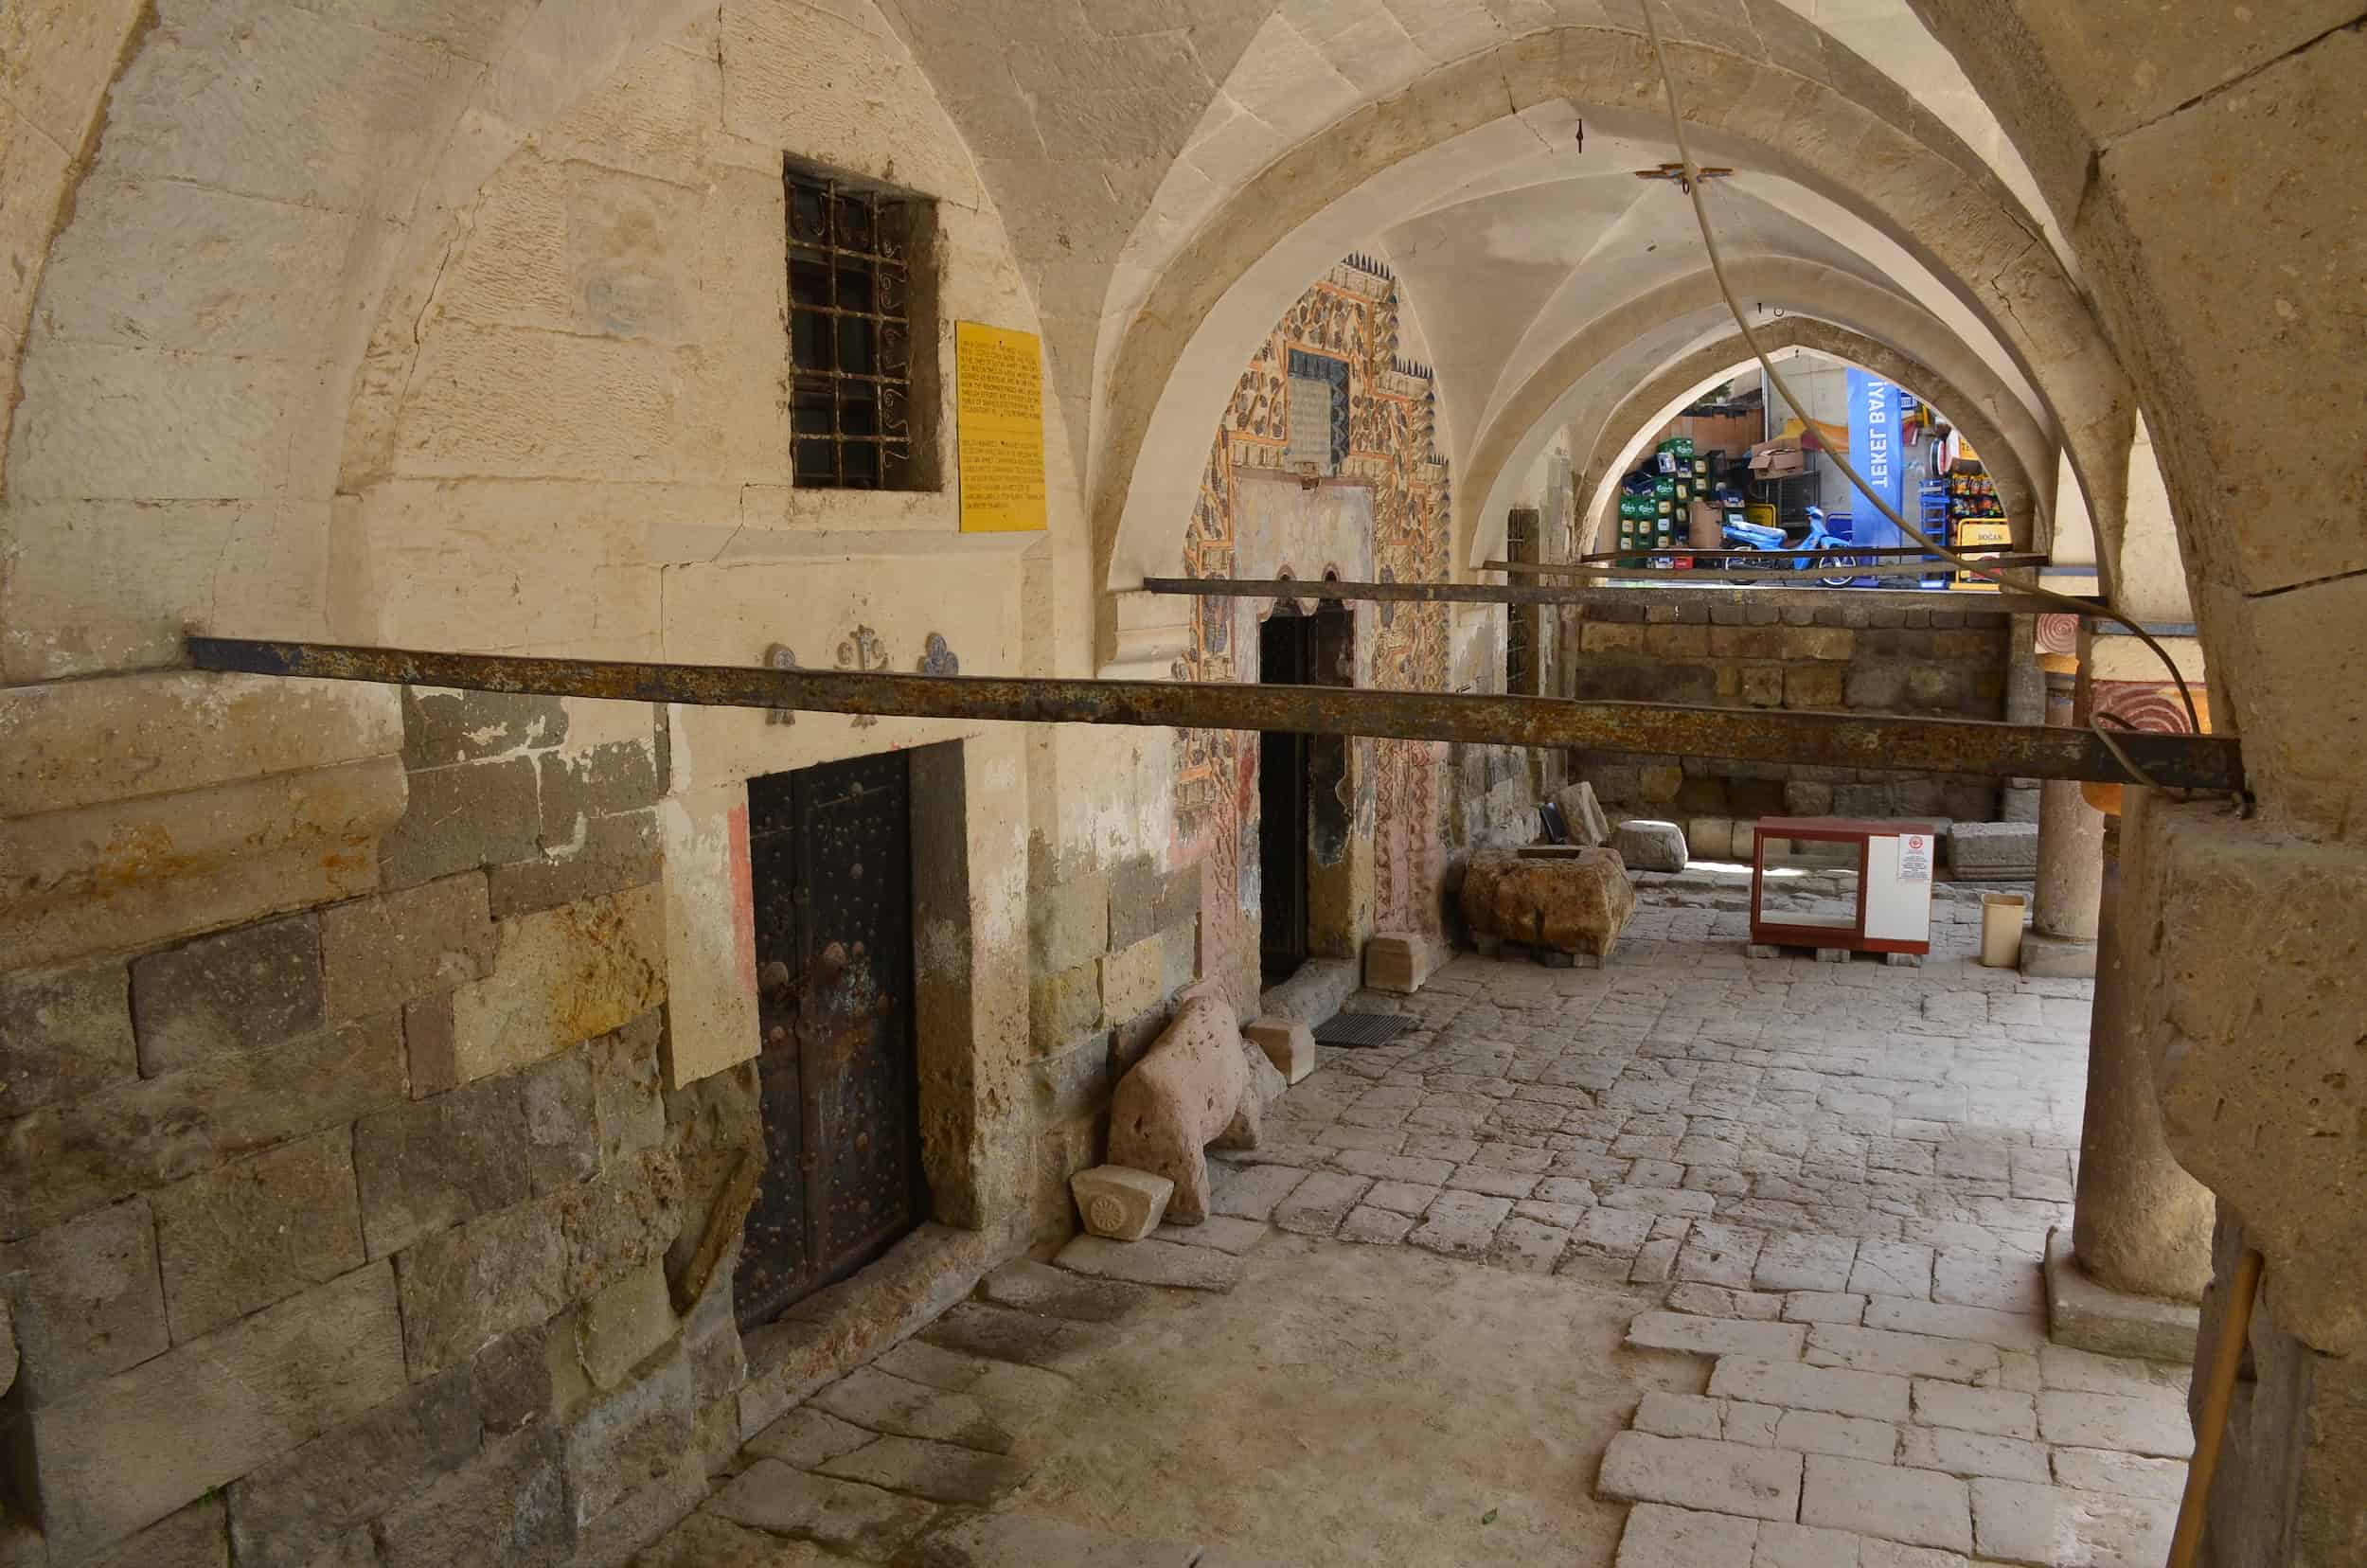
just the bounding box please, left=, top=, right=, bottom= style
left=1749, top=817, right=1936, bottom=957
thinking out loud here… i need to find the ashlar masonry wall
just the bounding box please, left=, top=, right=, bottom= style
left=1560, top=595, right=2015, bottom=825
left=0, top=3, right=1184, bottom=1564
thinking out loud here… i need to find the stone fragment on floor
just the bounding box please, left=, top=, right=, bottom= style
left=817, top=1434, right=1032, bottom=1506
left=974, top=1258, right=1141, bottom=1323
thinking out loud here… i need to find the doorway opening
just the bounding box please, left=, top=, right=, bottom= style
left=1258, top=597, right=1354, bottom=984
left=736, top=749, right=930, bottom=1330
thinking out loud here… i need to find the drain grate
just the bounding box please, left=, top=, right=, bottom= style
left=1310, top=1010, right=1414, bottom=1048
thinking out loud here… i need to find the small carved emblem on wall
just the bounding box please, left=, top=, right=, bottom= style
left=838, top=625, right=886, bottom=726
left=763, top=644, right=798, bottom=726
left=917, top=633, right=959, bottom=676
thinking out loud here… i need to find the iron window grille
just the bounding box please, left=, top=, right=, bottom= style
left=786, top=162, right=928, bottom=490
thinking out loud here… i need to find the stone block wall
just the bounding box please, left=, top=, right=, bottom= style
left=0, top=686, right=769, bottom=1566
left=1559, top=597, right=2013, bottom=823
left=1024, top=853, right=1202, bottom=1241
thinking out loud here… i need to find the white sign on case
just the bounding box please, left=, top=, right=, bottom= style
left=1897, top=833, right=1933, bottom=883
left=1285, top=376, right=1337, bottom=476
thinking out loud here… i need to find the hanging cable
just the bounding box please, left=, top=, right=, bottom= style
left=1631, top=0, right=2202, bottom=766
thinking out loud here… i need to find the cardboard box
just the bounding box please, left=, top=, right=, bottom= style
left=1749, top=447, right=1805, bottom=477
left=1687, top=499, right=1723, bottom=549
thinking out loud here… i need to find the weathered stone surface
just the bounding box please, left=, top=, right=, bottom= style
left=539, top=741, right=662, bottom=844
left=0, top=956, right=134, bottom=1117
left=448, top=884, right=667, bottom=1085
left=1948, top=821, right=2038, bottom=881
left=1911, top=1379, right=2038, bottom=1439
left=593, top=1011, right=668, bottom=1163
left=811, top=1365, right=1012, bottom=1452
left=375, top=1424, right=574, bottom=1568
left=1610, top=1503, right=1756, bottom=1568
left=23, top=1262, right=408, bottom=1558
left=4, top=1196, right=169, bottom=1405
left=152, top=1127, right=367, bottom=1343
left=564, top=1261, right=679, bottom=1394
left=1613, top=820, right=1688, bottom=872
left=401, top=687, right=566, bottom=769
left=472, top=1325, right=556, bottom=1436
left=1053, top=1234, right=1241, bottom=1292
left=1625, top=1311, right=1806, bottom=1361
left=2050, top=1447, right=2187, bottom=1500
left=354, top=1074, right=533, bottom=1258
left=1553, top=781, right=1612, bottom=847
left=898, top=1513, right=1199, bottom=1568
left=523, top=1047, right=601, bottom=1194
left=1243, top=1017, right=1314, bottom=1084
left=225, top=1366, right=479, bottom=1568
left=1771, top=1409, right=1901, bottom=1466
left=632, top=1510, right=840, bottom=1565
left=975, top=1257, right=1140, bottom=1324
left=1272, top=1170, right=1370, bottom=1236
left=489, top=808, right=663, bottom=918
left=819, top=1434, right=1032, bottom=1506
left=379, top=757, right=543, bottom=890
left=1362, top=931, right=1448, bottom=993
left=1070, top=1164, right=1172, bottom=1240
left=578, top=1452, right=708, bottom=1568
left=4, top=1015, right=406, bottom=1241
left=1866, top=1296, right=2047, bottom=1352
left=129, top=911, right=324, bottom=1074
left=2036, top=1389, right=2194, bottom=1458
left=1970, top=1477, right=2175, bottom=1568
left=1108, top=854, right=1199, bottom=951
left=1711, top=1357, right=1912, bottom=1422
left=1106, top=995, right=1255, bottom=1224
left=1, top=672, right=397, bottom=818
left=917, top=1302, right=1114, bottom=1374
left=1029, top=869, right=1110, bottom=974
left=1800, top=1453, right=1971, bottom=1553
left=704, top=1460, right=936, bottom=1558
left=1208, top=1162, right=1310, bottom=1222
left=747, top=1406, right=875, bottom=1468
left=1597, top=1432, right=1803, bottom=1522
left=1897, top=1424, right=2049, bottom=1483
left=1756, top=1233, right=1860, bottom=1292
left=566, top=1347, right=692, bottom=1524
left=394, top=1195, right=569, bottom=1379
left=1154, top=1214, right=1268, bottom=1256
left=1460, top=847, right=1634, bottom=957
left=2043, top=1229, right=2199, bottom=1363
left=319, top=873, right=497, bottom=1022
left=1806, top=1324, right=1998, bottom=1381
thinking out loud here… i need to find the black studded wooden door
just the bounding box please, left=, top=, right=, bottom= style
left=736, top=751, right=925, bottom=1331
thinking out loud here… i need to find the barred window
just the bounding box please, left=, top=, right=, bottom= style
left=786, top=161, right=935, bottom=490
left=1505, top=506, right=1539, bottom=695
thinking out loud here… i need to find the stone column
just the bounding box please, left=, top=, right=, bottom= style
left=2022, top=668, right=2103, bottom=976
left=2049, top=810, right=2215, bottom=1359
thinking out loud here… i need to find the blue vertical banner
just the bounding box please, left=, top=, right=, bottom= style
left=1845, top=367, right=1903, bottom=548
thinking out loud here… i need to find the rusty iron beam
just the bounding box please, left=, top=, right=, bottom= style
left=187, top=636, right=2244, bottom=792
left=1140, top=575, right=2070, bottom=615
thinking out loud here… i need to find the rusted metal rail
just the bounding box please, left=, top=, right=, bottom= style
left=187, top=637, right=2243, bottom=792
left=1139, top=576, right=2071, bottom=615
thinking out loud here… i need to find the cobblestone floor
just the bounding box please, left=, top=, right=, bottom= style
left=639, top=879, right=2192, bottom=1568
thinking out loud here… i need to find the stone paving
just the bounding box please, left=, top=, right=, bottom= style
left=637, top=876, right=2192, bottom=1568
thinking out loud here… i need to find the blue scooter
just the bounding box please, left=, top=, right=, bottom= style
left=1718, top=505, right=1860, bottom=586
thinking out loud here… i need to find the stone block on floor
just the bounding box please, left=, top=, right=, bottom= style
left=1243, top=1017, right=1315, bottom=1084
left=1709, top=1358, right=1911, bottom=1422
left=1613, top=1503, right=1757, bottom=1568
left=1052, top=1234, right=1242, bottom=1292
left=1799, top=1453, right=1971, bottom=1554
left=1070, top=1165, right=1172, bottom=1241
left=809, top=1367, right=1011, bottom=1454
left=703, top=1460, right=936, bottom=1559
left=1362, top=932, right=1448, bottom=994
left=1597, top=1432, right=1803, bottom=1522
left=1970, top=1476, right=2176, bottom=1568
left=1614, top=820, right=1689, bottom=873
left=817, top=1435, right=1032, bottom=1507
left=2035, top=1390, right=2195, bottom=1459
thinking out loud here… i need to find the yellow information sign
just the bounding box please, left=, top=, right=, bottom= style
left=955, top=322, right=1046, bottom=532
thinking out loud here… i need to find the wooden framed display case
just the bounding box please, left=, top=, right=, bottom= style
left=1750, top=816, right=1937, bottom=956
